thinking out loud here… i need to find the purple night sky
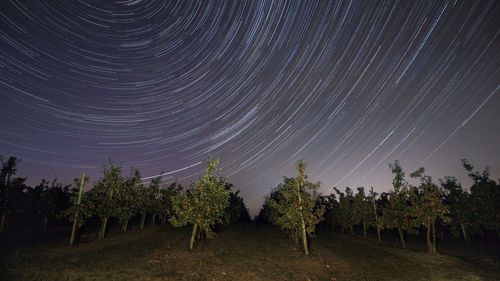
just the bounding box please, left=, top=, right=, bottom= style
left=1, top=0, right=499, bottom=215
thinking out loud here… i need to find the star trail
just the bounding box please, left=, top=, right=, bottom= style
left=1, top=0, right=499, bottom=215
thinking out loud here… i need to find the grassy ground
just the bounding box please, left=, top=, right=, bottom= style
left=0, top=222, right=499, bottom=281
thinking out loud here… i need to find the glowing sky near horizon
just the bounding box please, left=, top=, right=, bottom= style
left=1, top=0, right=499, bottom=215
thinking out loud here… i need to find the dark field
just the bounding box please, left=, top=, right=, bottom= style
left=1, top=222, right=499, bottom=281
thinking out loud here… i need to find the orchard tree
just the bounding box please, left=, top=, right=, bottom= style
left=441, top=177, right=472, bottom=241
left=135, top=180, right=151, bottom=230
left=354, top=187, right=376, bottom=240
left=39, top=179, right=72, bottom=231
left=226, top=185, right=251, bottom=223
left=333, top=187, right=356, bottom=235
left=159, top=182, right=182, bottom=225
left=370, top=187, right=382, bottom=242
left=257, top=188, right=281, bottom=224
left=114, top=170, right=141, bottom=232
left=148, top=176, right=163, bottom=228
left=266, top=180, right=301, bottom=245
left=266, top=160, right=325, bottom=255
left=2, top=177, right=29, bottom=230
left=381, top=161, right=414, bottom=248
left=321, top=193, right=339, bottom=231
left=170, top=156, right=232, bottom=250
left=62, top=174, right=91, bottom=246
left=93, top=159, right=125, bottom=239
left=0, top=156, right=20, bottom=234
left=61, top=176, right=92, bottom=230
left=32, top=179, right=51, bottom=230
left=462, top=159, right=500, bottom=238
left=409, top=168, right=450, bottom=252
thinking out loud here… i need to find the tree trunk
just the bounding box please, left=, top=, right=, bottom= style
left=0, top=214, right=6, bottom=234
left=69, top=218, right=78, bottom=246
left=431, top=219, right=437, bottom=253
left=151, top=214, right=156, bottom=228
left=363, top=221, right=367, bottom=240
left=426, top=220, right=432, bottom=252
left=69, top=174, right=85, bottom=246
left=376, top=223, right=382, bottom=243
left=122, top=220, right=128, bottom=232
left=99, top=187, right=113, bottom=240
left=189, top=223, right=198, bottom=250
left=296, top=188, right=309, bottom=255
left=460, top=223, right=469, bottom=242
left=99, top=217, right=108, bottom=240
left=398, top=227, right=406, bottom=248
left=300, top=216, right=309, bottom=255
left=0, top=174, right=11, bottom=234
left=371, top=187, right=381, bottom=242
left=140, top=213, right=146, bottom=230
left=196, top=226, right=202, bottom=241
left=349, top=225, right=355, bottom=236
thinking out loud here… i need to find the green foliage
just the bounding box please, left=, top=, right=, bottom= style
left=3, top=151, right=500, bottom=250
left=226, top=186, right=251, bottom=223
left=158, top=182, right=183, bottom=223
left=381, top=162, right=414, bottom=230
left=354, top=187, right=376, bottom=239
left=409, top=168, right=450, bottom=225
left=113, top=170, right=140, bottom=227
left=441, top=176, right=472, bottom=240
left=462, top=159, right=500, bottom=237
left=60, top=175, right=92, bottom=228
left=353, top=188, right=372, bottom=223
left=170, top=156, right=232, bottom=240
left=380, top=161, right=414, bottom=248
left=265, top=161, right=325, bottom=251
left=332, top=187, right=356, bottom=235
left=36, top=179, right=72, bottom=229
left=320, top=193, right=338, bottom=230
left=409, top=168, right=450, bottom=251
left=134, top=180, right=151, bottom=216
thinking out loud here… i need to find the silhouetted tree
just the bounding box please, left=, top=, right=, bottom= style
left=36, top=179, right=72, bottom=231
left=226, top=185, right=250, bottom=223
left=441, top=177, right=472, bottom=241
left=462, top=159, right=500, bottom=238
left=354, top=187, right=376, bottom=240
left=333, top=187, right=356, bottom=236
left=0, top=156, right=20, bottom=234
left=318, top=193, right=337, bottom=231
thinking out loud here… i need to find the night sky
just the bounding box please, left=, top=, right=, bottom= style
left=1, top=0, right=499, bottom=216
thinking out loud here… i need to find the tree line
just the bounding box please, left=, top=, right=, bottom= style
left=0, top=155, right=250, bottom=249
left=1, top=154, right=498, bottom=254
left=257, top=159, right=499, bottom=254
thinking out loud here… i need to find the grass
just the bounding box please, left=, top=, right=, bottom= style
left=0, top=222, right=499, bottom=280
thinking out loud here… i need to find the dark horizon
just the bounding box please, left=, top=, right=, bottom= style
left=1, top=1, right=499, bottom=216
